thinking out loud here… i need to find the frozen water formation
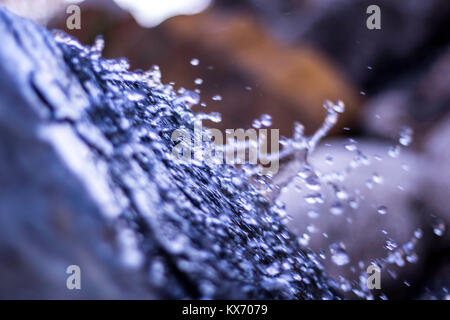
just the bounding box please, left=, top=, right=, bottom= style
left=0, top=6, right=340, bottom=299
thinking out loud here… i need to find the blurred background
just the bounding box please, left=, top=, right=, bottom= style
left=1, top=0, right=450, bottom=299
left=3, top=0, right=448, bottom=137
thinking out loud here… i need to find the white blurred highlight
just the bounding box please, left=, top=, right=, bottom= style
left=0, top=0, right=63, bottom=24
left=0, top=0, right=211, bottom=27
left=114, top=0, right=211, bottom=27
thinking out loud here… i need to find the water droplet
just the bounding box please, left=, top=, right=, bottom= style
left=261, top=114, right=272, bottom=127
left=126, top=91, right=145, bottom=102
left=349, top=198, right=359, bottom=209
left=307, top=224, right=318, bottom=233
left=304, top=193, right=324, bottom=204
left=372, top=172, right=383, bottom=184
left=174, top=89, right=200, bottom=107
left=387, top=251, right=405, bottom=267
left=144, top=65, right=162, bottom=86
left=305, top=175, right=321, bottom=191
left=199, top=280, right=216, bottom=297
left=385, top=239, right=398, bottom=251
left=252, top=119, right=261, bottom=129
left=377, top=205, right=387, bottom=215
left=414, top=228, right=423, bottom=239
left=433, top=220, right=446, bottom=237
left=212, top=95, right=222, bottom=101
left=190, top=58, right=199, bottom=66
left=266, top=263, right=280, bottom=276
left=196, top=112, right=222, bottom=123
left=329, top=242, right=350, bottom=266
left=273, top=200, right=287, bottom=218
left=399, top=126, right=413, bottom=147
left=307, top=210, right=319, bottom=219
left=335, top=187, right=348, bottom=200
left=298, top=233, right=311, bottom=246
left=319, top=249, right=326, bottom=260
left=333, top=101, right=345, bottom=113
left=330, top=202, right=344, bottom=216
left=406, top=253, right=418, bottom=263
left=388, top=145, right=400, bottom=158
left=194, top=78, right=203, bottom=85
left=345, top=139, right=358, bottom=151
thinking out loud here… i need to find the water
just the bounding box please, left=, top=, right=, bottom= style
left=377, top=205, right=388, bottom=215
left=190, top=58, right=200, bottom=66
left=258, top=99, right=445, bottom=298
left=399, top=126, right=413, bottom=147
left=329, top=243, right=350, bottom=266
left=47, top=31, right=341, bottom=299
left=345, top=139, right=358, bottom=151
left=49, top=30, right=446, bottom=300
left=433, top=220, right=446, bottom=237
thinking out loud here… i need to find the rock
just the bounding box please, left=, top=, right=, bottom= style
left=363, top=47, right=450, bottom=141
left=279, top=139, right=427, bottom=298
left=0, top=6, right=337, bottom=299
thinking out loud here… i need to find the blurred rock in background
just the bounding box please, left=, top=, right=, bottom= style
left=46, top=0, right=360, bottom=137
left=280, top=140, right=427, bottom=298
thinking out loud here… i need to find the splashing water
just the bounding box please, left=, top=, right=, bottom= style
left=190, top=58, right=200, bottom=66
left=49, top=30, right=445, bottom=300
left=174, top=64, right=445, bottom=299
left=45, top=31, right=344, bottom=299
left=329, top=243, right=350, bottom=266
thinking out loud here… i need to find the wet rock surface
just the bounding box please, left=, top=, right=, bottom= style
left=0, top=6, right=338, bottom=299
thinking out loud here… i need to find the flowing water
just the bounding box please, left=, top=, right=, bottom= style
left=46, top=30, right=445, bottom=299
